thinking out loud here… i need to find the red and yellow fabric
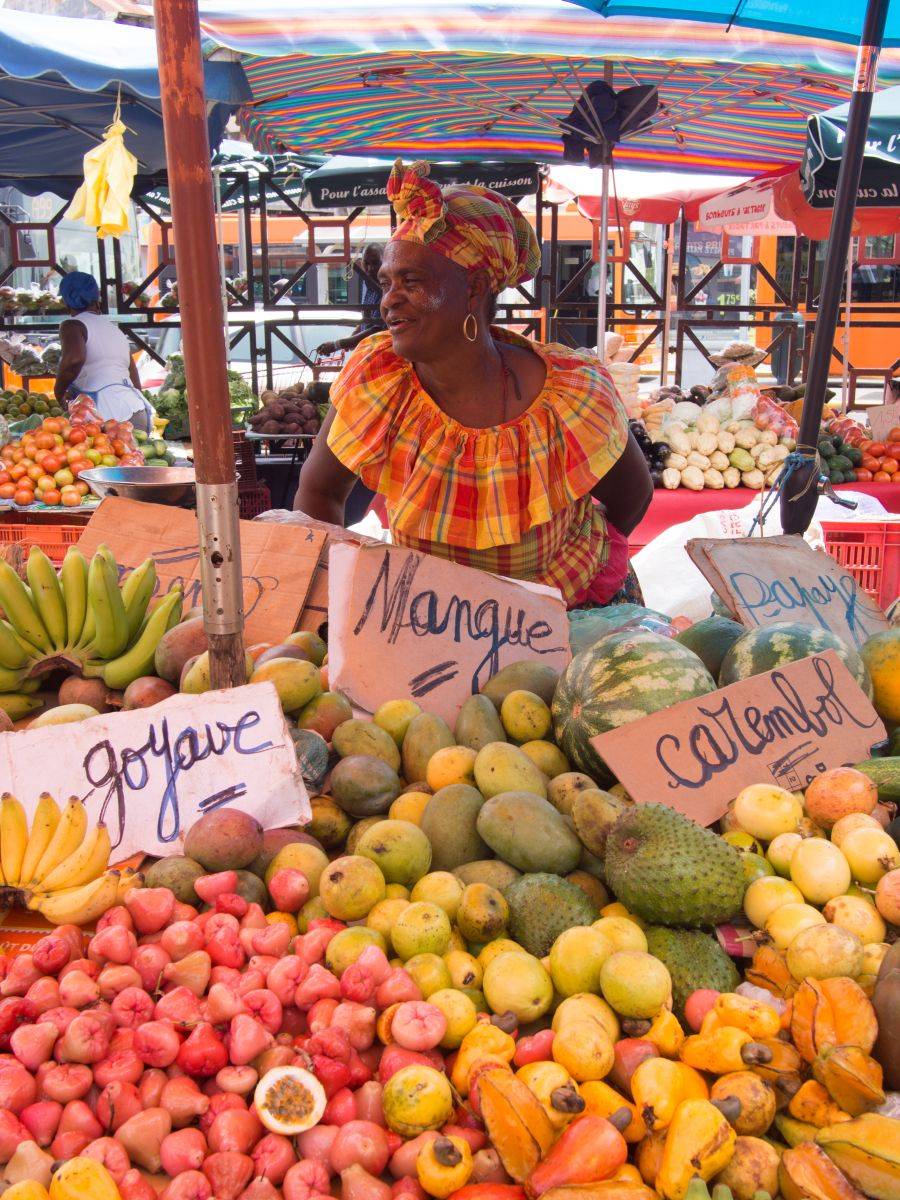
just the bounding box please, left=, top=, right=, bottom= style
left=387, top=159, right=541, bottom=291
left=327, top=328, right=628, bottom=605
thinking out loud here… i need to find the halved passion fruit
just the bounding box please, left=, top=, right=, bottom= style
left=253, top=1065, right=327, bottom=1134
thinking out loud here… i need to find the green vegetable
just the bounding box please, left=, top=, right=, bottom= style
left=817, top=438, right=836, bottom=458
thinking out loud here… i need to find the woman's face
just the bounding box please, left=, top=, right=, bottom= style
left=378, top=240, right=470, bottom=361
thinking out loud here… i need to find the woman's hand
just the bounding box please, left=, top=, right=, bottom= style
left=316, top=340, right=339, bottom=356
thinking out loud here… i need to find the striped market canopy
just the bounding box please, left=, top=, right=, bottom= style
left=196, top=0, right=900, bottom=174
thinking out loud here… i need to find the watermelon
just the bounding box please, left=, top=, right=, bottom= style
left=718, top=621, right=873, bottom=698
left=676, top=615, right=745, bottom=679
left=551, top=629, right=717, bottom=781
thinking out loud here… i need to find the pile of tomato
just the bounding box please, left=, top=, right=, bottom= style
left=0, top=416, right=133, bottom=507
left=854, top=427, right=900, bottom=483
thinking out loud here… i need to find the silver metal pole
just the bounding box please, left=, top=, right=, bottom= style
left=660, top=228, right=673, bottom=386
left=840, top=239, right=853, bottom=414
left=596, top=162, right=610, bottom=363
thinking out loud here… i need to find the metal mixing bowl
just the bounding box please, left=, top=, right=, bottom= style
left=80, top=466, right=196, bottom=505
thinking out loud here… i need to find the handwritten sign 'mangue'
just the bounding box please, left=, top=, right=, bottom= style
left=328, top=542, right=571, bottom=723
left=591, top=652, right=885, bottom=826
left=0, top=684, right=309, bottom=859
left=687, top=535, right=890, bottom=651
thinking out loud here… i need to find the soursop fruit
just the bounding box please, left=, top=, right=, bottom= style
left=645, top=926, right=740, bottom=1018
left=504, top=872, right=598, bottom=957
left=604, top=804, right=745, bottom=928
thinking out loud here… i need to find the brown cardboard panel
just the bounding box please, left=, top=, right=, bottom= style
left=591, top=650, right=885, bottom=825
left=77, top=497, right=325, bottom=647
left=868, top=402, right=900, bottom=443
left=328, top=541, right=572, bottom=724
left=686, top=534, right=889, bottom=652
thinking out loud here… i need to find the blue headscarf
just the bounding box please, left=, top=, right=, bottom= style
left=60, top=271, right=100, bottom=311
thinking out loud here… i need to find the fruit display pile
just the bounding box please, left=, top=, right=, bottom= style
left=0, top=417, right=144, bottom=509
left=0, top=392, right=66, bottom=424
left=0, top=598, right=896, bottom=1200
left=0, top=543, right=183, bottom=722
left=819, top=421, right=900, bottom=486
left=248, top=388, right=323, bottom=438
left=659, top=413, right=795, bottom=492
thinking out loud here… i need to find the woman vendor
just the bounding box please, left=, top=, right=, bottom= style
left=294, top=161, right=652, bottom=607
left=54, top=272, right=155, bottom=434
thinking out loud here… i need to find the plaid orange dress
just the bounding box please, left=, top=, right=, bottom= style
left=327, top=328, right=629, bottom=607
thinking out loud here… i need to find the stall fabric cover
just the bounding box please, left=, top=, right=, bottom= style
left=0, top=8, right=250, bottom=198
left=697, top=163, right=900, bottom=238
left=193, top=0, right=900, bottom=175
left=803, top=86, right=900, bottom=209
left=556, top=0, right=900, bottom=48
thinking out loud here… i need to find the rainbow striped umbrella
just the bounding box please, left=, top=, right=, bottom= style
left=196, top=0, right=900, bottom=174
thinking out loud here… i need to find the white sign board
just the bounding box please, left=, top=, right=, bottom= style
left=0, top=683, right=309, bottom=859
left=328, top=542, right=571, bottom=724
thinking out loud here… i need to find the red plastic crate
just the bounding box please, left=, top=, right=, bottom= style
left=238, top=483, right=272, bottom=520
left=821, top=520, right=900, bottom=610
left=0, top=524, right=82, bottom=565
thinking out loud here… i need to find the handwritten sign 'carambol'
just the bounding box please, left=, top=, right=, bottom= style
left=0, top=683, right=309, bottom=858
left=328, top=542, right=571, bottom=724
left=591, top=652, right=885, bottom=825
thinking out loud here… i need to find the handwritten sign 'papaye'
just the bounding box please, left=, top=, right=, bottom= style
left=0, top=683, right=309, bottom=859
left=592, top=651, right=885, bottom=825
left=328, top=542, right=571, bottom=723
left=77, top=499, right=326, bottom=648
left=687, top=535, right=890, bottom=652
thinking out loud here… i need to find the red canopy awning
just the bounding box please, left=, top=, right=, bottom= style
left=698, top=166, right=900, bottom=238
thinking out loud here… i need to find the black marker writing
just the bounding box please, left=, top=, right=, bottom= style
left=655, top=656, right=879, bottom=789
left=82, top=711, right=272, bottom=848
left=354, top=550, right=565, bottom=692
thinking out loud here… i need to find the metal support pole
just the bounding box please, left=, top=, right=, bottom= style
left=840, top=240, right=853, bottom=414
left=153, top=0, right=245, bottom=689
left=595, top=61, right=614, bottom=364
left=780, top=0, right=889, bottom=535
left=660, top=223, right=672, bottom=386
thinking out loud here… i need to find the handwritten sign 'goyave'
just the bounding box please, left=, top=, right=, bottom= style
left=328, top=542, right=571, bottom=723
left=592, top=652, right=885, bottom=826
left=0, top=683, right=309, bottom=859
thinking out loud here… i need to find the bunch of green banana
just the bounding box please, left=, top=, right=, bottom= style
left=0, top=791, right=117, bottom=924
left=0, top=544, right=183, bottom=718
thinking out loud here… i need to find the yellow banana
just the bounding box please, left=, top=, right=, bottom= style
left=87, top=548, right=128, bottom=660
left=116, top=867, right=143, bottom=904
left=39, top=822, right=110, bottom=893
left=0, top=794, right=28, bottom=886
left=102, top=587, right=182, bottom=690
left=0, top=665, right=27, bottom=692
left=19, top=793, right=60, bottom=887
left=60, top=547, right=88, bottom=648
left=0, top=561, right=51, bottom=654
left=0, top=620, right=31, bottom=672
left=0, top=694, right=42, bottom=722
left=120, top=558, right=158, bottom=644
left=30, top=797, right=87, bottom=886
left=27, top=870, right=119, bottom=926
left=25, top=548, right=66, bottom=651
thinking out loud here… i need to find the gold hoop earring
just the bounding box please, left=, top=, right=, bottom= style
left=463, top=313, right=478, bottom=342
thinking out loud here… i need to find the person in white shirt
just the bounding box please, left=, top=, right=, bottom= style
left=54, top=272, right=155, bottom=433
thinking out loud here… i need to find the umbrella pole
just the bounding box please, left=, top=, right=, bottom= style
left=153, top=0, right=246, bottom=688
left=596, top=161, right=610, bottom=363
left=840, top=239, right=853, bottom=415
left=780, top=0, right=890, bottom=534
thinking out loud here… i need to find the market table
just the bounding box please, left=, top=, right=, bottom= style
left=629, top=482, right=900, bottom=551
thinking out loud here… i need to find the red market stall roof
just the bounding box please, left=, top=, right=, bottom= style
left=697, top=165, right=900, bottom=238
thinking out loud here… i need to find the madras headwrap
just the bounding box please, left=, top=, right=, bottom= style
left=387, top=159, right=541, bottom=292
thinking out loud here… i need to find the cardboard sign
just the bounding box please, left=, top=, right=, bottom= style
left=591, top=651, right=885, bottom=825
left=868, top=402, right=900, bottom=443
left=327, top=542, right=571, bottom=723
left=0, top=683, right=309, bottom=859
left=77, top=498, right=326, bottom=647
left=687, top=534, right=890, bottom=652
